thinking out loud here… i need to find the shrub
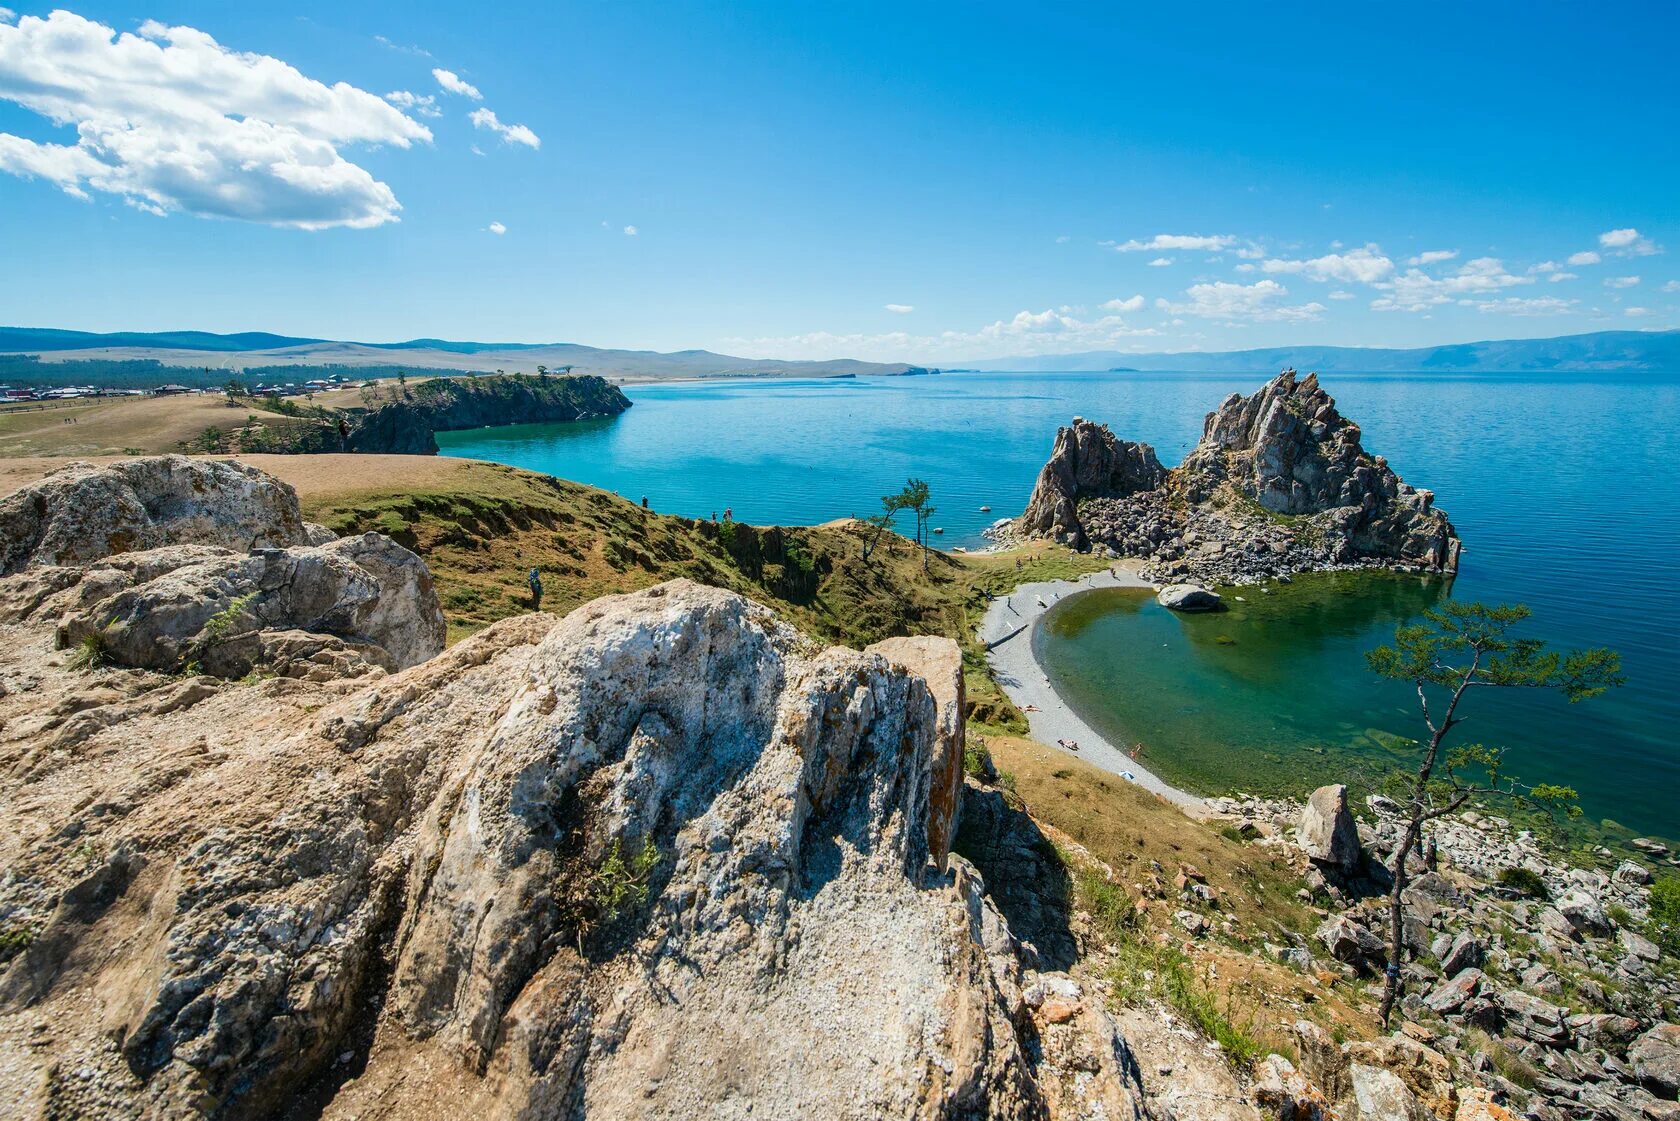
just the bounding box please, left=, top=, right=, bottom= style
left=1649, top=876, right=1680, bottom=957
left=591, top=836, right=660, bottom=922
left=1498, top=866, right=1549, bottom=899
left=67, top=631, right=109, bottom=671
left=1607, top=903, right=1633, bottom=930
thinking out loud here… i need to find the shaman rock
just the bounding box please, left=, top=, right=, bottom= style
left=1019, top=417, right=1166, bottom=546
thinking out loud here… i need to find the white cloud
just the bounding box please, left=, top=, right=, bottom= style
left=720, top=305, right=1165, bottom=363
left=487, top=220, right=505, bottom=235
left=1114, top=233, right=1235, bottom=253
left=1625, top=307, right=1652, bottom=317
left=1530, top=260, right=1561, bottom=274
left=1328, top=290, right=1356, bottom=300
left=1663, top=280, right=1680, bottom=293
left=1262, top=245, right=1394, bottom=284
left=1471, top=296, right=1577, bottom=316
left=374, top=35, right=431, bottom=59
left=1158, top=279, right=1326, bottom=322
left=1147, top=257, right=1173, bottom=267
left=622, top=224, right=638, bottom=236
left=1568, top=250, right=1602, bottom=266
left=431, top=68, right=481, bottom=100
left=1547, top=272, right=1578, bottom=283
left=384, top=89, right=439, bottom=117
left=1605, top=275, right=1640, bottom=289
left=1370, top=257, right=1533, bottom=312
left=884, top=303, right=914, bottom=314
left=469, top=107, right=539, bottom=148
left=0, top=9, right=14, bottom=23
left=470, top=144, right=485, bottom=157
left=1054, top=234, right=1070, bottom=243
left=1408, top=249, right=1458, bottom=266
left=1101, top=294, right=1145, bottom=312
left=1598, top=227, right=1660, bottom=256
left=0, top=11, right=429, bottom=229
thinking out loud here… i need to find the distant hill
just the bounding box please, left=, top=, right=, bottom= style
left=0, top=327, right=922, bottom=381
left=965, top=329, right=1680, bottom=373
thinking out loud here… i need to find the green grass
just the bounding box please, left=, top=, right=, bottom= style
left=1497, top=866, right=1549, bottom=899
left=590, top=836, right=660, bottom=923
left=67, top=630, right=109, bottom=671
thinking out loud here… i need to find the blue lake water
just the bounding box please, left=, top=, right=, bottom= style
left=438, top=370, right=1680, bottom=840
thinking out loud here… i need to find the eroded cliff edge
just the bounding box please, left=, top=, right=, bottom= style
left=0, top=457, right=1155, bottom=1120
left=1017, top=369, right=1460, bottom=584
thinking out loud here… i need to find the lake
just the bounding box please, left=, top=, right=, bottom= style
left=438, top=370, right=1680, bottom=841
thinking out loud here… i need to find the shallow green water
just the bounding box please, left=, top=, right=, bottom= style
left=1036, top=573, right=1669, bottom=844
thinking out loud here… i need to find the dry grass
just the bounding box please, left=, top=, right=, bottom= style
left=984, top=735, right=1378, bottom=1052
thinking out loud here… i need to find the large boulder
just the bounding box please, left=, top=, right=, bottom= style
left=1157, top=583, right=1222, bottom=612
left=0, top=455, right=309, bottom=575
left=53, top=533, right=445, bottom=675
left=1556, top=886, right=1613, bottom=936
left=1631, top=1023, right=1680, bottom=1098
left=1298, top=784, right=1363, bottom=872
left=1349, top=1062, right=1431, bottom=1121
left=1019, top=417, right=1166, bottom=546
left=1317, top=914, right=1385, bottom=968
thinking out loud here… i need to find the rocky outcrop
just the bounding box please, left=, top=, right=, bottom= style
left=1019, top=418, right=1166, bottom=546
left=1013, top=371, right=1461, bottom=585
left=46, top=533, right=444, bottom=676
left=0, top=560, right=1157, bottom=1118
left=345, top=373, right=632, bottom=454
left=0, top=455, right=309, bottom=575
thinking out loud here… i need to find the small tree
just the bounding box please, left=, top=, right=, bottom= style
left=860, top=491, right=907, bottom=563
left=1365, top=601, right=1622, bottom=1024
left=900, top=478, right=933, bottom=571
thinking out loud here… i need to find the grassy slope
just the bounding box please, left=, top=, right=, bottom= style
left=0, top=394, right=322, bottom=457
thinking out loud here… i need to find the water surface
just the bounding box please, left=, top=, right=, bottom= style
left=439, top=370, right=1680, bottom=839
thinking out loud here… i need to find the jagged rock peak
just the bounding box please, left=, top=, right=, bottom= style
left=1019, top=417, right=1166, bottom=546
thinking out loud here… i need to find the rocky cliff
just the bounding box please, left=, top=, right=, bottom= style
left=1017, top=370, right=1461, bottom=583
left=0, top=458, right=1156, bottom=1119
left=346, top=373, right=632, bottom=454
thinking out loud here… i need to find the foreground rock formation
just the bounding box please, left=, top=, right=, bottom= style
left=1015, top=370, right=1461, bottom=584
left=0, top=458, right=1158, bottom=1119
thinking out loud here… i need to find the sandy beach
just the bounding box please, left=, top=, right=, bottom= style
left=979, top=564, right=1209, bottom=816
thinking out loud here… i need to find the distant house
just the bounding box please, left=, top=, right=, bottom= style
left=153, top=384, right=192, bottom=395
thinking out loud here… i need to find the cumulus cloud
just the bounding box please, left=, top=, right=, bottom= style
left=1547, top=272, right=1578, bottom=283
left=1599, top=227, right=1659, bottom=255
left=884, top=303, right=914, bottom=314
left=1101, top=294, right=1145, bottom=312
left=384, top=89, right=439, bottom=117
left=0, top=10, right=430, bottom=228
left=469, top=107, right=539, bottom=148
left=431, top=68, right=481, bottom=100
left=1370, top=257, right=1533, bottom=312
left=1328, top=290, right=1356, bottom=300
left=0, top=9, right=14, bottom=23
left=1408, top=249, right=1458, bottom=266
left=1147, top=257, right=1173, bottom=267
left=1663, top=280, right=1680, bottom=293
left=1158, top=279, right=1326, bottom=322
left=622, top=224, right=637, bottom=236
left=1262, top=245, right=1394, bottom=285
left=1605, top=276, right=1640, bottom=289
left=1113, top=233, right=1235, bottom=253
left=1625, top=307, right=1651, bottom=316
left=721, top=305, right=1163, bottom=363
left=487, top=220, right=505, bottom=235
left=1568, top=250, right=1602, bottom=266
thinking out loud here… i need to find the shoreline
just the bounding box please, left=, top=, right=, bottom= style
left=980, top=566, right=1209, bottom=816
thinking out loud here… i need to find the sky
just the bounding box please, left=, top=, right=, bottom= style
left=1, top=2, right=1677, bottom=362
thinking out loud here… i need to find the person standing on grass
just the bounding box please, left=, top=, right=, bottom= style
left=528, top=567, right=543, bottom=610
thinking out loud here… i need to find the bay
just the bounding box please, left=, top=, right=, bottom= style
left=438, top=369, right=1680, bottom=840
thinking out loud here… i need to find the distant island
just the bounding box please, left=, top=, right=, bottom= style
left=968, top=328, right=1680, bottom=373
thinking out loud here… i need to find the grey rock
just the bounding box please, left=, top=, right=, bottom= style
left=0, top=455, right=310, bottom=575
left=1630, top=1024, right=1680, bottom=1097
left=1018, top=417, right=1166, bottom=546
left=1558, top=887, right=1614, bottom=936
left=1439, top=932, right=1485, bottom=976
left=1317, top=914, right=1385, bottom=967
left=1156, top=583, right=1222, bottom=612
left=1423, top=967, right=1486, bottom=1015
left=1297, top=783, right=1362, bottom=871
left=1349, top=1061, right=1431, bottom=1120
left=1621, top=928, right=1662, bottom=963
left=1501, top=989, right=1571, bottom=1047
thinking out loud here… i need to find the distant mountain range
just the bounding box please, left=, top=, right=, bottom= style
left=2, top=326, right=1675, bottom=383
left=0, top=327, right=924, bottom=381
left=964, top=329, right=1680, bottom=372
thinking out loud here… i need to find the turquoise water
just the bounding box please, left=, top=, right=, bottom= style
left=437, top=370, right=1680, bottom=840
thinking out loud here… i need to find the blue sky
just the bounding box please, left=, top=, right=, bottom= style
left=1, top=2, right=1676, bottom=361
